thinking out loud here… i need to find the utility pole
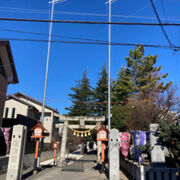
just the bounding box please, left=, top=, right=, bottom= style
left=36, top=0, right=67, bottom=170
left=105, top=0, right=117, bottom=133
left=105, top=0, right=117, bottom=178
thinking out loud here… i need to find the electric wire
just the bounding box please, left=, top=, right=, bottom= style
left=0, top=37, right=179, bottom=51
left=150, top=0, right=173, bottom=46
left=0, top=6, right=177, bottom=21
left=0, top=27, right=108, bottom=43
left=2, top=17, right=180, bottom=26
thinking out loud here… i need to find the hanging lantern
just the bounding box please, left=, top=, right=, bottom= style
left=77, top=133, right=79, bottom=137
left=85, top=133, right=87, bottom=137
left=88, top=132, right=91, bottom=136
left=81, top=133, right=84, bottom=137
left=73, top=131, right=76, bottom=136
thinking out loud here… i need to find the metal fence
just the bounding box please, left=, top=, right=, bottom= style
left=0, top=156, right=9, bottom=173
left=120, top=157, right=180, bottom=180
left=146, top=168, right=180, bottom=180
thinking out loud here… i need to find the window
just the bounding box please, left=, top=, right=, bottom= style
left=5, top=107, right=9, bottom=118
left=11, top=108, right=16, bottom=118
left=0, top=57, right=6, bottom=78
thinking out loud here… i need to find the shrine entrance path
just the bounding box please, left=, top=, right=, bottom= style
left=25, top=151, right=107, bottom=180
left=23, top=150, right=128, bottom=180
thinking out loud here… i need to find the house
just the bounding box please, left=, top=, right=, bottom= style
left=4, top=92, right=60, bottom=143
left=4, top=95, right=40, bottom=120
left=0, top=41, right=18, bottom=127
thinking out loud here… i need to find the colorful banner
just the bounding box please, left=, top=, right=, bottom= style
left=0, top=128, right=11, bottom=154
left=120, top=132, right=130, bottom=157
left=140, top=131, right=147, bottom=146
left=132, top=131, right=147, bottom=163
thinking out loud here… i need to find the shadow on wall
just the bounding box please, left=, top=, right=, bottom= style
left=0, top=129, right=7, bottom=156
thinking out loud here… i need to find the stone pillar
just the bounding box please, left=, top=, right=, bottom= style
left=6, top=125, right=27, bottom=180
left=109, top=129, right=119, bottom=180
left=60, top=120, right=68, bottom=163
left=150, top=124, right=165, bottom=167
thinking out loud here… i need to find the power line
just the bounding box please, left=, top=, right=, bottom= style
left=150, top=0, right=173, bottom=46
left=1, top=6, right=179, bottom=22
left=0, top=27, right=108, bottom=43
left=2, top=17, right=180, bottom=26
left=1, top=37, right=180, bottom=50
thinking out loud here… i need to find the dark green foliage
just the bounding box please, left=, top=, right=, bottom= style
left=66, top=70, right=93, bottom=116
left=111, top=105, right=127, bottom=131
left=93, top=64, right=108, bottom=116
left=112, top=67, right=133, bottom=102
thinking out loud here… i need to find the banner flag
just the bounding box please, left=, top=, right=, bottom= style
left=120, top=132, right=130, bottom=157
left=0, top=128, right=11, bottom=154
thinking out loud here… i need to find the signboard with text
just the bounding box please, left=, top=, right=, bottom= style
left=96, top=125, right=108, bottom=141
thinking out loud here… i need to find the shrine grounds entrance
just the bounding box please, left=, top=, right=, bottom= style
left=61, top=150, right=98, bottom=173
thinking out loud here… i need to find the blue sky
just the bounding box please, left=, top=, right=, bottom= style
left=1, top=0, right=180, bottom=114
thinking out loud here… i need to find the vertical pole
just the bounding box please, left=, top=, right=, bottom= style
left=108, top=0, right=111, bottom=133
left=108, top=0, right=112, bottom=176
left=34, top=139, right=39, bottom=172
left=54, top=148, right=57, bottom=166
left=41, top=1, right=55, bottom=125
left=101, top=142, right=105, bottom=163
left=37, top=1, right=55, bottom=169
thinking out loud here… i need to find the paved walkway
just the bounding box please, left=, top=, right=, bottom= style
left=26, top=151, right=107, bottom=180
left=0, top=150, right=129, bottom=180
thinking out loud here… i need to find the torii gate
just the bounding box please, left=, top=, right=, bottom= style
left=58, top=115, right=105, bottom=163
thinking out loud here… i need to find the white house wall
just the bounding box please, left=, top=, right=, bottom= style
left=17, top=98, right=52, bottom=113
left=3, top=99, right=28, bottom=119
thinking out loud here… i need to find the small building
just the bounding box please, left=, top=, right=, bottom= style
left=3, top=92, right=60, bottom=143
left=0, top=40, right=18, bottom=127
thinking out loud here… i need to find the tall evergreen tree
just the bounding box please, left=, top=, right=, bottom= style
left=113, top=45, right=172, bottom=101
left=94, top=64, right=108, bottom=116
left=112, top=67, right=133, bottom=102
left=65, top=70, right=93, bottom=116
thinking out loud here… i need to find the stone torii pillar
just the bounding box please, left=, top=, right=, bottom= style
left=60, top=120, right=68, bottom=163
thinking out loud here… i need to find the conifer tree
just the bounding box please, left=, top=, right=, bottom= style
left=113, top=45, right=172, bottom=101
left=112, top=67, right=133, bottom=102
left=93, top=64, right=108, bottom=116
left=66, top=70, right=93, bottom=116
